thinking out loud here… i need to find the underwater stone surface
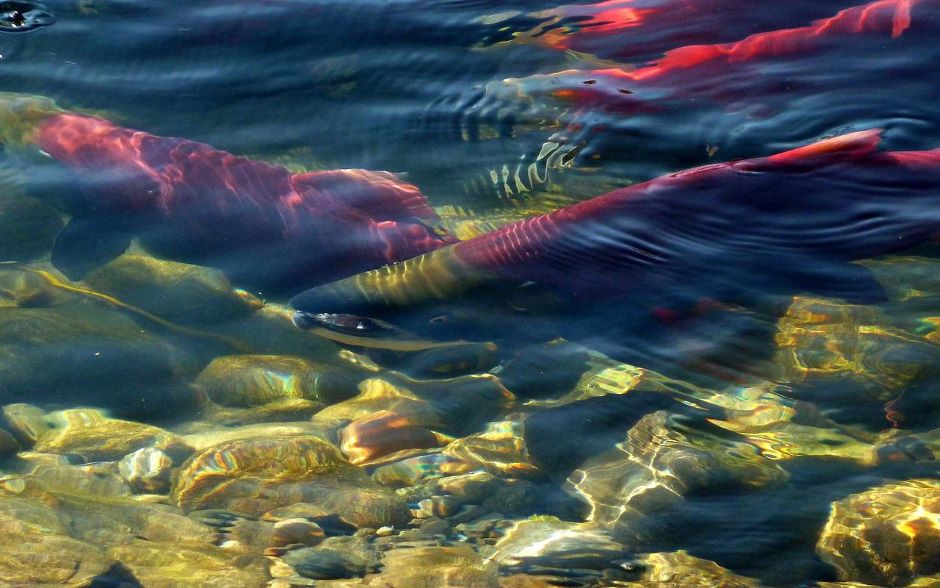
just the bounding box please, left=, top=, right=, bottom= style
left=83, top=252, right=261, bottom=326
left=172, top=435, right=409, bottom=527
left=195, top=353, right=361, bottom=408
left=566, top=410, right=787, bottom=535
left=817, top=478, right=940, bottom=586
left=0, top=194, right=63, bottom=262
left=0, top=301, right=189, bottom=418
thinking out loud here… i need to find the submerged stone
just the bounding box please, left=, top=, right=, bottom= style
left=198, top=397, right=324, bottom=427
left=490, top=517, right=629, bottom=577
left=172, top=435, right=409, bottom=526
left=372, top=544, right=498, bottom=587
left=442, top=415, right=540, bottom=478
left=118, top=447, right=174, bottom=494
left=817, top=478, right=940, bottom=586
left=176, top=421, right=333, bottom=452
left=0, top=402, right=49, bottom=446
left=371, top=452, right=474, bottom=488
left=83, top=252, right=261, bottom=326
left=567, top=411, right=787, bottom=535
left=626, top=551, right=761, bottom=587
left=339, top=410, right=451, bottom=465
left=4, top=452, right=132, bottom=498
left=0, top=195, right=63, bottom=262
left=775, top=296, right=940, bottom=396
left=108, top=540, right=270, bottom=587
left=282, top=536, right=378, bottom=580
left=315, top=374, right=513, bottom=437
left=0, top=301, right=189, bottom=419
left=195, top=354, right=361, bottom=408
left=0, top=496, right=115, bottom=586
left=32, top=408, right=190, bottom=462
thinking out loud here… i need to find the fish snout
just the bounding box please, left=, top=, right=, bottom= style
left=0, top=92, right=62, bottom=150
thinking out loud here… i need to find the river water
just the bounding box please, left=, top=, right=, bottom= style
left=0, top=1, right=939, bottom=586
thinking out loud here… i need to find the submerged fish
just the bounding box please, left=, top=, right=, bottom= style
left=0, top=93, right=457, bottom=294
left=502, top=0, right=929, bottom=110
left=478, top=0, right=860, bottom=62
left=291, top=130, right=940, bottom=339
left=473, top=0, right=940, bottom=167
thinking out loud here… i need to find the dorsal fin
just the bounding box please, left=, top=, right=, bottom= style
left=291, top=169, right=438, bottom=220
left=736, top=129, right=883, bottom=171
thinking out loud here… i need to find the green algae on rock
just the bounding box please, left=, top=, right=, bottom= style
left=817, top=478, right=940, bottom=587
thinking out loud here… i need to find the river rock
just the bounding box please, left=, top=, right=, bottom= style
left=315, top=374, right=513, bottom=437
left=0, top=402, right=50, bottom=446
left=4, top=452, right=132, bottom=498
left=83, top=252, right=261, bottom=325
left=199, top=397, right=325, bottom=426
left=176, top=421, right=334, bottom=451
left=0, top=265, right=77, bottom=308
left=0, top=495, right=116, bottom=586
left=339, top=410, right=452, bottom=465
left=0, top=301, right=190, bottom=419
left=372, top=452, right=474, bottom=488
left=442, top=415, right=539, bottom=478
left=194, top=354, right=361, bottom=408
left=118, top=447, right=174, bottom=493
left=172, top=435, right=409, bottom=527
left=314, top=377, right=443, bottom=429
left=281, top=535, right=378, bottom=581
left=627, top=551, right=761, bottom=587
left=371, top=544, right=498, bottom=587
left=32, top=408, right=190, bottom=462
left=0, top=194, right=64, bottom=262
left=491, top=517, right=629, bottom=579
left=108, top=540, right=270, bottom=587
left=567, top=411, right=787, bottom=535
left=775, top=296, right=940, bottom=407
left=817, top=478, right=940, bottom=586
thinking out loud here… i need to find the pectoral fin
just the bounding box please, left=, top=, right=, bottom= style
left=51, top=216, right=131, bottom=281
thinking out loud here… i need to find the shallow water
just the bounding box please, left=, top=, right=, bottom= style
left=1, top=1, right=940, bottom=586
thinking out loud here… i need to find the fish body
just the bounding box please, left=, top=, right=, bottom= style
left=1, top=95, right=456, bottom=294
left=291, top=130, right=940, bottom=327
left=483, top=0, right=863, bottom=62
left=477, top=0, right=940, bottom=172
left=508, top=0, right=930, bottom=112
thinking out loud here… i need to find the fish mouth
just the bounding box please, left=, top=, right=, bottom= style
left=291, top=310, right=400, bottom=338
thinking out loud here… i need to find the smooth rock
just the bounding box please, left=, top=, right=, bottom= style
left=566, top=411, right=787, bottom=534
left=0, top=301, right=190, bottom=419
left=33, top=408, right=190, bottom=462
left=339, top=410, right=451, bottom=465
left=817, top=478, right=940, bottom=586
left=195, top=354, right=361, bottom=408
left=172, top=436, right=409, bottom=526
left=83, top=252, right=261, bottom=325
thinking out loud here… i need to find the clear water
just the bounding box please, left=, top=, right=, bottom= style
left=1, top=1, right=939, bottom=586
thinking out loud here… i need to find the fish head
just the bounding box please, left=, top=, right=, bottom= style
left=0, top=92, right=62, bottom=152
